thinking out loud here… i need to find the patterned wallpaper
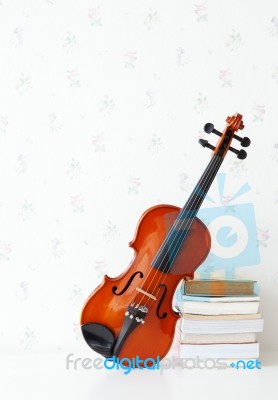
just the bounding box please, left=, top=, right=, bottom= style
left=0, top=0, right=278, bottom=354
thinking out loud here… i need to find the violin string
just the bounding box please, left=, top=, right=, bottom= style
left=144, top=154, right=223, bottom=309
left=153, top=154, right=221, bottom=272
left=148, top=155, right=223, bottom=305
left=133, top=153, right=222, bottom=310
left=143, top=154, right=223, bottom=309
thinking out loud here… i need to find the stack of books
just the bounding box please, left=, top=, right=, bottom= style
left=175, top=279, right=264, bottom=359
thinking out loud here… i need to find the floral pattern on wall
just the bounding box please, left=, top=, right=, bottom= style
left=0, top=0, right=278, bottom=354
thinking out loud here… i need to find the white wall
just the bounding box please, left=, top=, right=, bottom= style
left=0, top=0, right=277, bottom=354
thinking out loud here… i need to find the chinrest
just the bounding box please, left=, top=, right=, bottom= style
left=81, top=323, right=115, bottom=358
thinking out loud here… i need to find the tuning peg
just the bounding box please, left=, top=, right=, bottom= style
left=199, top=139, right=216, bottom=151
left=233, top=134, right=251, bottom=147
left=204, top=123, right=222, bottom=137
left=228, top=146, right=247, bottom=159
left=205, top=122, right=250, bottom=147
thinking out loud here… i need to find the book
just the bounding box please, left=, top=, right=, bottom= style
left=182, top=313, right=262, bottom=320
left=183, top=279, right=256, bottom=296
left=175, top=293, right=260, bottom=303
left=179, top=314, right=264, bottom=333
left=176, top=300, right=260, bottom=315
left=178, top=331, right=256, bottom=344
left=179, top=342, right=259, bottom=358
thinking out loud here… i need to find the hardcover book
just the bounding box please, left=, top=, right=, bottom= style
left=182, top=279, right=256, bottom=296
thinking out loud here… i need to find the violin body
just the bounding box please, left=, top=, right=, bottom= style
left=81, top=204, right=211, bottom=361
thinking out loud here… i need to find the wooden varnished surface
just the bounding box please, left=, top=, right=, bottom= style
left=80, top=204, right=211, bottom=361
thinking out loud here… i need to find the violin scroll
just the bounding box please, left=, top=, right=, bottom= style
left=200, top=112, right=251, bottom=160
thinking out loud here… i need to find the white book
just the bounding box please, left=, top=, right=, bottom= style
left=182, top=313, right=262, bottom=320
left=179, top=342, right=259, bottom=359
left=176, top=300, right=259, bottom=315
left=179, top=331, right=256, bottom=344
left=176, top=294, right=260, bottom=302
left=179, top=316, right=264, bottom=333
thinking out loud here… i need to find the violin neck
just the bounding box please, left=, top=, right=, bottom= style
left=151, top=154, right=223, bottom=272
left=181, top=153, right=223, bottom=217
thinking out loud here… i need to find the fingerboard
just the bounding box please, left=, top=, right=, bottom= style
left=151, top=154, right=223, bottom=273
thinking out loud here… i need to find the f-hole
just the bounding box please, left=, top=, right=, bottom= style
left=156, top=283, right=167, bottom=319
left=112, top=271, right=144, bottom=296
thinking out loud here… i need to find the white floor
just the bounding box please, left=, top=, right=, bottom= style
left=0, top=350, right=277, bottom=400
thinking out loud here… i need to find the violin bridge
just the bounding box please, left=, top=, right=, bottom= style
left=136, top=287, right=157, bottom=301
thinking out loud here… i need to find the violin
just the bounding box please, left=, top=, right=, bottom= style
left=80, top=113, right=250, bottom=364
